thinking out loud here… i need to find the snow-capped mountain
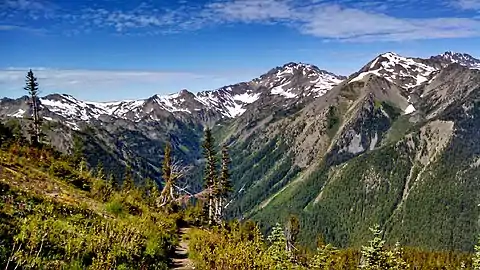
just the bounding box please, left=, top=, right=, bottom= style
left=348, top=51, right=480, bottom=90
left=2, top=52, right=479, bottom=129
left=431, top=51, right=480, bottom=69
left=255, top=62, right=346, bottom=99
left=1, top=62, right=345, bottom=127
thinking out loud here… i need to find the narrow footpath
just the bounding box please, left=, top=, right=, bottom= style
left=171, top=227, right=194, bottom=270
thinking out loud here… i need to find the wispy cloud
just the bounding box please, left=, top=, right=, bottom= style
left=0, top=67, right=206, bottom=90
left=0, top=67, right=262, bottom=101
left=455, top=0, right=480, bottom=10
left=3, top=0, right=480, bottom=41
left=203, top=0, right=480, bottom=41
left=0, top=24, right=46, bottom=34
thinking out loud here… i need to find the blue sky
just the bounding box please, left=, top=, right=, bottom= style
left=1, top=0, right=480, bottom=101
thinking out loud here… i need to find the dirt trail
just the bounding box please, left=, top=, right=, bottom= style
left=171, top=227, right=194, bottom=270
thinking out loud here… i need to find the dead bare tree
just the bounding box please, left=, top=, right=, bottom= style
left=159, top=150, right=191, bottom=207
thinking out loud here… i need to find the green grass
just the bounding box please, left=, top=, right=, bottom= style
left=0, top=143, right=179, bottom=270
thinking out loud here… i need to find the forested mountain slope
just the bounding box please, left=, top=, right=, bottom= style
left=2, top=51, right=480, bottom=251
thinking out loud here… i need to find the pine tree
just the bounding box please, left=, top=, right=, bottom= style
left=360, top=225, right=388, bottom=270
left=122, top=165, right=135, bottom=192
left=72, top=134, right=84, bottom=163
left=214, top=144, right=233, bottom=223
left=386, top=242, right=408, bottom=270
left=24, top=69, right=42, bottom=146
left=96, top=162, right=105, bottom=179
left=107, top=173, right=117, bottom=191
left=145, top=178, right=160, bottom=208
left=360, top=225, right=408, bottom=270
left=91, top=162, right=110, bottom=202
left=202, top=128, right=218, bottom=225
left=79, top=158, right=89, bottom=174
left=267, top=223, right=292, bottom=269
left=310, top=243, right=337, bottom=270
left=0, top=122, right=13, bottom=147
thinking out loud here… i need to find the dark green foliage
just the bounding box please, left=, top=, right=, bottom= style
left=327, top=105, right=340, bottom=130
left=122, top=165, right=135, bottom=192
left=202, top=127, right=218, bottom=224
left=202, top=128, right=218, bottom=191
left=24, top=69, right=43, bottom=146
left=226, top=136, right=300, bottom=219
left=0, top=122, right=13, bottom=147
left=49, top=160, right=91, bottom=191
left=381, top=101, right=401, bottom=121
left=218, top=145, right=233, bottom=198
left=4, top=118, right=24, bottom=143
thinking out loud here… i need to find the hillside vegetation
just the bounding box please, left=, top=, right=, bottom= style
left=0, top=134, right=180, bottom=269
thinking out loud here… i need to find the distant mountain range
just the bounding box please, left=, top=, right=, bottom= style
left=2, top=51, right=480, bottom=252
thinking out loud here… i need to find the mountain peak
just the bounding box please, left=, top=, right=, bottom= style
left=435, top=51, right=480, bottom=69
left=379, top=52, right=402, bottom=58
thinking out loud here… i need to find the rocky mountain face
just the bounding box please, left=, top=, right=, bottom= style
left=2, top=51, right=480, bottom=251
left=0, top=62, right=345, bottom=185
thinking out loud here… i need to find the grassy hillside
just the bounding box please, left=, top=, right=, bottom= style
left=0, top=141, right=180, bottom=269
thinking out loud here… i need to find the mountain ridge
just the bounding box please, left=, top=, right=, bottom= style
left=2, top=50, right=480, bottom=252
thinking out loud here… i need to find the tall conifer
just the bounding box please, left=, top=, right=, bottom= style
left=24, top=69, right=42, bottom=146
left=214, top=144, right=232, bottom=223
left=122, top=165, right=135, bottom=192
left=202, top=127, right=217, bottom=224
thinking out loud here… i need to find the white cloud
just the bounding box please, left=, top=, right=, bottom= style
left=0, top=68, right=205, bottom=89
left=3, top=0, right=480, bottom=41
left=0, top=67, right=262, bottom=101
left=206, top=0, right=294, bottom=22
left=202, top=0, right=480, bottom=41
left=455, top=0, right=480, bottom=10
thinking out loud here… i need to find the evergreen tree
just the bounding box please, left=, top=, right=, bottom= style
left=72, top=134, right=84, bottom=163
left=107, top=173, right=117, bottom=191
left=214, top=144, right=233, bottom=223
left=95, top=162, right=105, bottom=179
left=360, top=225, right=388, bottom=270
left=267, top=223, right=292, bottom=269
left=5, top=119, right=24, bottom=143
left=360, top=225, right=408, bottom=270
left=310, top=243, right=337, bottom=270
left=145, top=178, right=160, bottom=208
left=202, top=128, right=218, bottom=225
left=91, top=162, right=111, bottom=202
left=0, top=122, right=13, bottom=147
left=78, top=158, right=89, bottom=174
left=24, top=69, right=42, bottom=146
left=386, top=242, right=408, bottom=270
left=122, top=165, right=135, bottom=192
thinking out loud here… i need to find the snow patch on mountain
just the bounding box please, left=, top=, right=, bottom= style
left=440, top=51, right=480, bottom=69
left=405, top=104, right=416, bottom=114
left=10, top=109, right=25, bottom=118
left=350, top=52, right=437, bottom=89
left=153, top=94, right=191, bottom=113
left=6, top=61, right=344, bottom=122
left=232, top=92, right=260, bottom=103
left=271, top=84, right=297, bottom=99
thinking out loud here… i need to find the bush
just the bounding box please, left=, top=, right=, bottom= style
left=105, top=198, right=125, bottom=216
